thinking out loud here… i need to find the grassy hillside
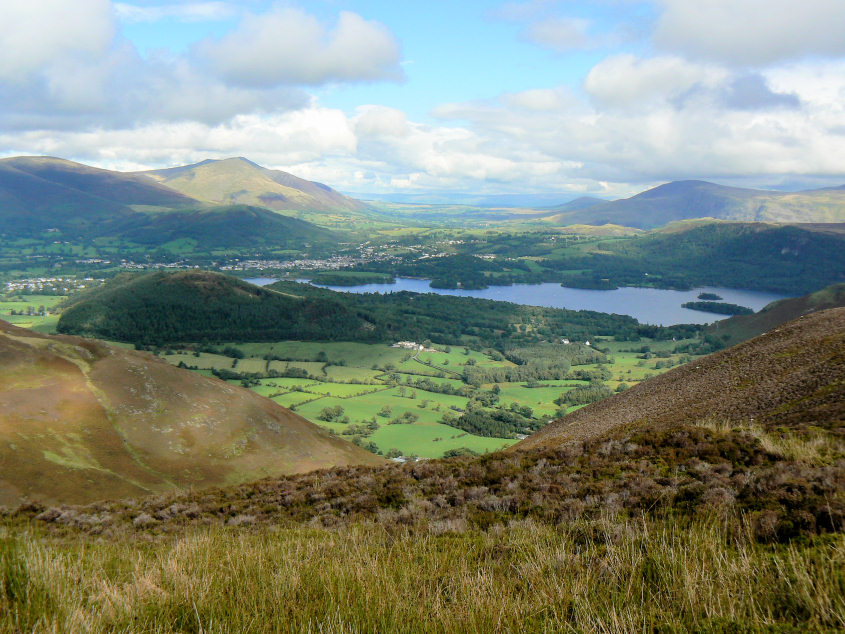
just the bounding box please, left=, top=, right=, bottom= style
left=707, top=282, right=845, bottom=347
left=0, top=320, right=382, bottom=506
left=3, top=308, right=842, bottom=631
left=143, top=157, right=368, bottom=216
left=548, top=179, right=845, bottom=228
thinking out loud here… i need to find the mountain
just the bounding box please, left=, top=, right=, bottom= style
left=547, top=195, right=606, bottom=212
left=548, top=180, right=845, bottom=228
left=516, top=306, right=845, bottom=450
left=142, top=157, right=368, bottom=215
left=0, top=156, right=340, bottom=247
left=706, top=282, right=845, bottom=347
left=0, top=156, right=196, bottom=233
left=56, top=271, right=373, bottom=345
left=0, top=320, right=383, bottom=505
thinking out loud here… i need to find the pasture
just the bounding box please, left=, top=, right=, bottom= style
left=163, top=337, right=702, bottom=459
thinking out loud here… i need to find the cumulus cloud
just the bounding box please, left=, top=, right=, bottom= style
left=197, top=8, right=403, bottom=87
left=0, top=0, right=114, bottom=81
left=0, top=4, right=403, bottom=132
left=584, top=55, right=725, bottom=108
left=655, top=0, right=845, bottom=65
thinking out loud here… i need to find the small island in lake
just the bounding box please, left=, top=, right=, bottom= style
left=697, top=292, right=723, bottom=301
left=682, top=301, right=753, bottom=315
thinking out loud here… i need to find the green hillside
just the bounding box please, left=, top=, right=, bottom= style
left=549, top=221, right=845, bottom=294
left=56, top=271, right=370, bottom=345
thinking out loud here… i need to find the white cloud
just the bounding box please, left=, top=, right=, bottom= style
left=655, top=0, right=845, bottom=65
left=114, top=2, right=236, bottom=23
left=584, top=55, right=726, bottom=108
left=197, top=8, right=403, bottom=87
left=0, top=0, right=114, bottom=81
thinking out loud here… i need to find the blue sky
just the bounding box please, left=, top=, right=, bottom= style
left=1, top=1, right=844, bottom=198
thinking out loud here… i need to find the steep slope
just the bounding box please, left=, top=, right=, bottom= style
left=0, top=320, right=383, bottom=505
left=57, top=271, right=372, bottom=345
left=707, top=283, right=845, bottom=347
left=549, top=180, right=845, bottom=228
left=516, top=307, right=845, bottom=450
left=0, top=156, right=197, bottom=233
left=143, top=157, right=368, bottom=215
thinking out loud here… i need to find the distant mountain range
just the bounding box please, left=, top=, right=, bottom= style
left=546, top=180, right=845, bottom=228
left=0, top=155, right=364, bottom=246
left=2, top=155, right=844, bottom=236
left=0, top=319, right=382, bottom=505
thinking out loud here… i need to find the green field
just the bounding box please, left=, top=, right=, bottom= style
left=0, top=295, right=64, bottom=332
left=163, top=338, right=702, bottom=459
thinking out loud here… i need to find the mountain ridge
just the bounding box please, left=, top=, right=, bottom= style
left=142, top=157, right=368, bottom=215
left=547, top=179, right=845, bottom=228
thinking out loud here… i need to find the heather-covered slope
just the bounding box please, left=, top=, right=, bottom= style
left=0, top=321, right=382, bottom=505
left=516, top=307, right=845, bottom=450
left=706, top=282, right=845, bottom=347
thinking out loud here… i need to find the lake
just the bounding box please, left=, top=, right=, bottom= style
left=244, top=277, right=789, bottom=326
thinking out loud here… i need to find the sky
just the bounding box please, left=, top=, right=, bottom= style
left=1, top=0, right=844, bottom=198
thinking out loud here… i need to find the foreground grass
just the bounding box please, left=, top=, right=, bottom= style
left=2, top=516, right=842, bottom=633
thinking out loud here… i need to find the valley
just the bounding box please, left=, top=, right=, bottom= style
left=0, top=154, right=843, bottom=633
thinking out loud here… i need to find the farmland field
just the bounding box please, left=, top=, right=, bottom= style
left=163, top=337, right=703, bottom=459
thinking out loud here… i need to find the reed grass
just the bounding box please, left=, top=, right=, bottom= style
left=2, top=514, right=842, bottom=633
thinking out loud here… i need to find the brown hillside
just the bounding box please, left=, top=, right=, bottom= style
left=0, top=321, right=382, bottom=506
left=515, top=307, right=845, bottom=450
left=143, top=157, right=367, bottom=215
left=707, top=282, right=845, bottom=347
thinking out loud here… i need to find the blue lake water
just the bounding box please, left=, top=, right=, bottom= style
left=245, top=277, right=789, bottom=326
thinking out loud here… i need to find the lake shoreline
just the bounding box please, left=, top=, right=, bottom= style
left=245, top=277, right=789, bottom=326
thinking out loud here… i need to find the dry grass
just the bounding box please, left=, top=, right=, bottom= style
left=697, top=417, right=844, bottom=465
left=2, top=516, right=843, bottom=633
